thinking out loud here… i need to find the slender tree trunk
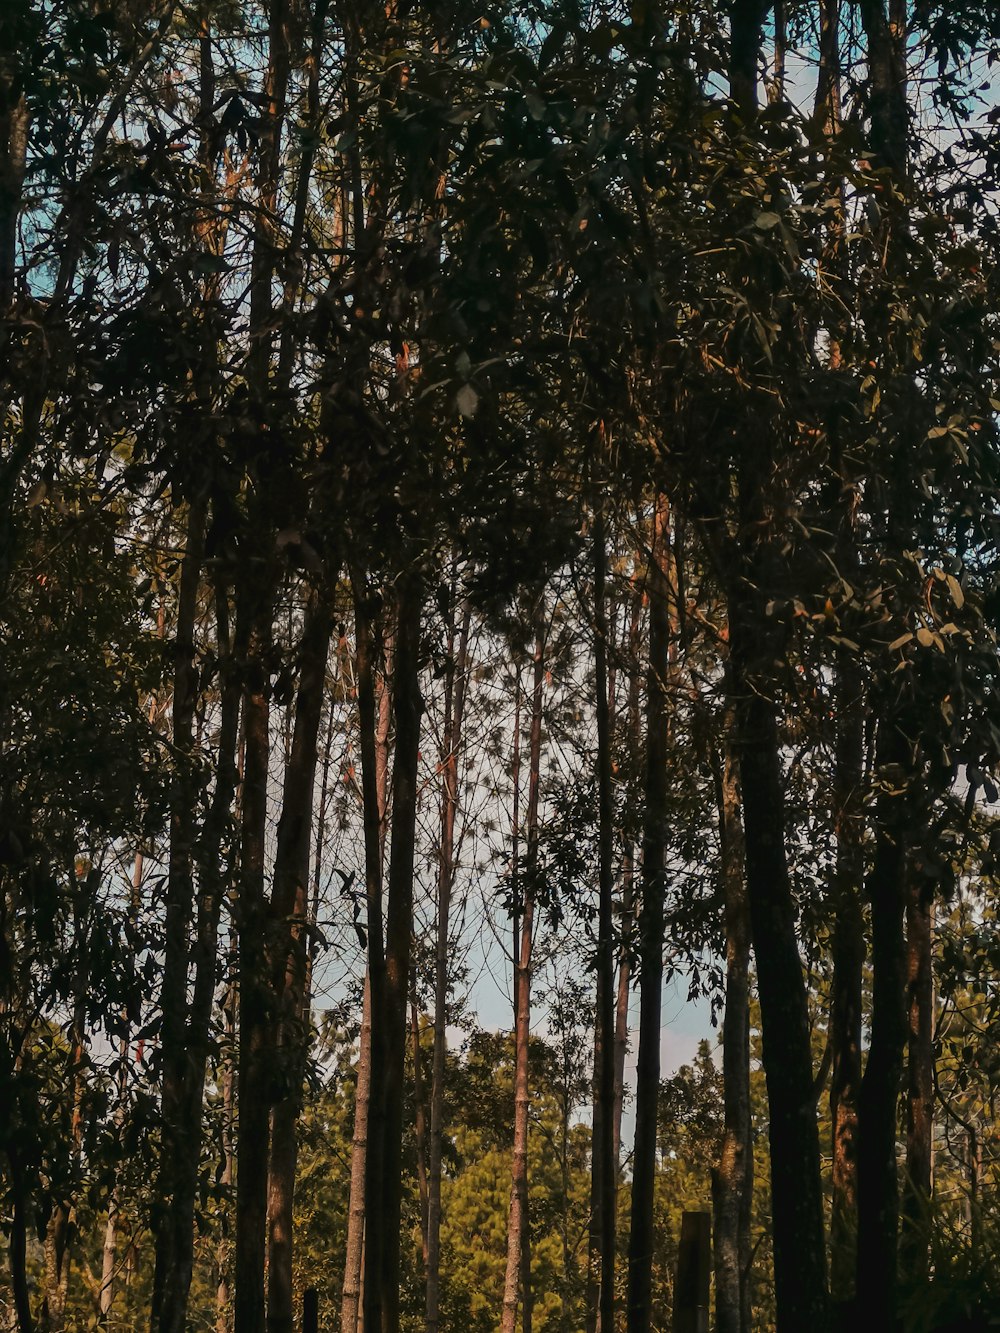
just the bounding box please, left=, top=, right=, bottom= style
left=720, top=81, right=820, bottom=1333
left=267, top=583, right=336, bottom=1333
left=626, top=494, right=672, bottom=1333
left=711, top=723, right=753, bottom=1333
left=612, top=585, right=642, bottom=1169
left=151, top=494, right=208, bottom=1333
left=820, top=0, right=861, bottom=1285
left=343, top=975, right=373, bottom=1333
left=852, top=8, right=909, bottom=1327
left=234, top=556, right=277, bottom=1333
left=725, top=474, right=829, bottom=1332
left=42, top=906, right=87, bottom=1333
left=589, top=504, right=617, bottom=1333
left=344, top=618, right=392, bottom=1333
left=967, top=1125, right=981, bottom=1253
left=855, top=720, right=910, bottom=1328
left=501, top=623, right=545, bottom=1333
left=306, top=696, right=335, bottom=1020
left=426, top=598, right=470, bottom=1333
left=100, top=1037, right=128, bottom=1324
left=50, top=881, right=93, bottom=1333
left=232, top=0, right=292, bottom=1311
left=101, top=837, right=150, bottom=1326
left=7, top=1144, right=34, bottom=1333
left=412, top=1000, right=430, bottom=1268
left=247, top=0, right=290, bottom=390
left=156, top=572, right=241, bottom=1333
left=830, top=655, right=865, bottom=1308
left=43, top=1220, right=69, bottom=1333
left=769, top=0, right=786, bottom=99
left=151, top=16, right=237, bottom=1316
left=218, top=717, right=244, bottom=1333
left=728, top=0, right=771, bottom=116
left=0, top=32, right=40, bottom=597
left=352, top=586, right=392, bottom=1333
left=899, top=885, right=933, bottom=1290
left=373, top=572, right=424, bottom=1333
left=0, top=79, right=28, bottom=313
left=217, top=972, right=237, bottom=1333
left=815, top=0, right=843, bottom=138
left=857, top=0, right=908, bottom=180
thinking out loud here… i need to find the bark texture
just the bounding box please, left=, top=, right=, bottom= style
left=900, top=884, right=934, bottom=1289
left=426, top=598, right=470, bottom=1333
left=357, top=583, right=389, bottom=1333
left=589, top=505, right=617, bottom=1333
left=501, top=624, right=545, bottom=1333
left=829, top=656, right=865, bottom=1305
left=233, top=554, right=276, bottom=1333
left=856, top=721, right=911, bottom=1326
left=711, top=726, right=753, bottom=1333
left=613, top=585, right=643, bottom=1168
left=626, top=495, right=672, bottom=1333
left=343, top=615, right=392, bottom=1333
left=266, top=584, right=335, bottom=1333
left=370, top=574, right=424, bottom=1333
left=726, top=461, right=829, bottom=1331
left=151, top=495, right=209, bottom=1333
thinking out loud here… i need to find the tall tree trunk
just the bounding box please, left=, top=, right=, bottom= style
left=426, top=597, right=470, bottom=1333
left=613, top=584, right=642, bottom=1168
left=857, top=0, right=908, bottom=180
left=100, top=1034, right=130, bottom=1325
left=101, top=834, right=151, bottom=1325
left=711, top=723, right=753, bottom=1333
left=0, top=68, right=28, bottom=313
left=589, top=504, right=617, bottom=1333
left=42, top=880, right=91, bottom=1333
left=769, top=0, right=786, bottom=99
left=267, top=583, right=336, bottom=1333
left=967, top=1125, right=982, bottom=1252
left=234, top=553, right=277, bottom=1333
left=855, top=721, right=910, bottom=1327
left=501, top=623, right=545, bottom=1333
left=626, top=494, right=672, bottom=1333
left=728, top=0, right=771, bottom=116
left=852, top=8, right=910, bottom=1327
left=830, top=654, right=865, bottom=1309
left=233, top=0, right=291, bottom=1315
left=372, top=573, right=424, bottom=1333
left=217, top=969, right=237, bottom=1333
left=156, top=572, right=241, bottom=1333
left=7, top=1143, right=34, bottom=1333
left=818, top=0, right=862, bottom=1294
left=343, top=618, right=392, bottom=1333
left=815, top=0, right=843, bottom=139
left=343, top=975, right=373, bottom=1333
left=412, top=1001, right=430, bottom=1268
left=0, top=23, right=42, bottom=598
left=899, top=885, right=933, bottom=1290
left=725, top=476, right=829, bottom=1332
left=151, top=494, right=208, bottom=1333
left=151, top=15, right=238, bottom=1316
left=247, top=0, right=290, bottom=391
left=218, top=722, right=243, bottom=1333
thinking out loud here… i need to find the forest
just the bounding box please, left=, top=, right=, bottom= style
left=3, top=0, right=1000, bottom=1330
